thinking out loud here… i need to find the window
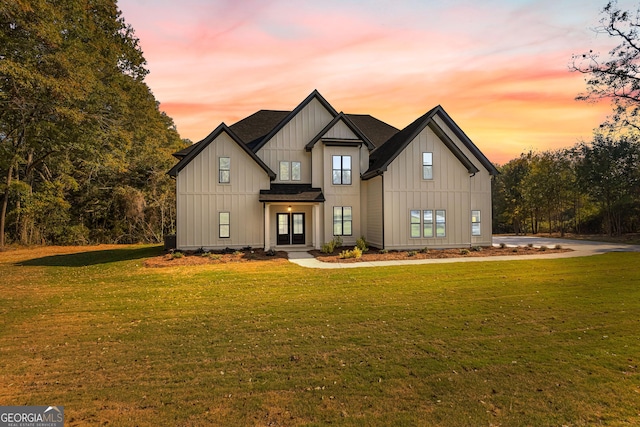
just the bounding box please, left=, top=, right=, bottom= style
left=423, top=152, right=433, bottom=180
left=291, top=161, right=301, bottom=181
left=410, top=210, right=421, bottom=238
left=219, top=212, right=230, bottom=238
left=423, top=210, right=434, bottom=238
left=333, top=206, right=352, bottom=236
left=332, top=155, right=351, bottom=185
left=279, top=161, right=301, bottom=181
left=279, top=161, right=290, bottom=181
left=219, top=157, right=230, bottom=183
left=471, top=210, right=481, bottom=236
left=436, top=210, right=446, bottom=237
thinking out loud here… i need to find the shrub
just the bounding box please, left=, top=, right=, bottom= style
left=338, top=247, right=362, bottom=259
left=527, top=243, right=534, bottom=248
left=265, top=249, right=277, bottom=256
left=356, top=236, right=368, bottom=252
left=471, top=246, right=482, bottom=252
left=555, top=244, right=562, bottom=250
left=208, top=253, right=222, bottom=260
left=233, top=250, right=243, bottom=256
left=540, top=245, right=548, bottom=251
left=322, top=237, right=343, bottom=254
left=407, top=250, right=418, bottom=257
left=460, top=248, right=470, bottom=255
left=499, top=242, right=507, bottom=249
left=420, top=247, right=429, bottom=254
left=171, top=251, right=184, bottom=259
left=379, top=249, right=389, bottom=254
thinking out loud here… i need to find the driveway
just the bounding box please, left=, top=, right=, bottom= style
left=287, top=236, right=640, bottom=269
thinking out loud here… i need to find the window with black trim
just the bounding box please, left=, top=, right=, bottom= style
left=332, top=155, right=351, bottom=185
left=333, top=206, right=352, bottom=236
left=423, top=152, right=433, bottom=180
left=219, top=212, right=230, bottom=238
left=471, top=210, right=481, bottom=236
left=219, top=157, right=230, bottom=183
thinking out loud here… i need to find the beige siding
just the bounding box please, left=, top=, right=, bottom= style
left=383, top=125, right=493, bottom=249
left=324, top=120, right=358, bottom=139
left=322, top=145, right=362, bottom=246
left=257, top=98, right=333, bottom=184
left=176, top=132, right=270, bottom=250
left=365, top=176, right=383, bottom=248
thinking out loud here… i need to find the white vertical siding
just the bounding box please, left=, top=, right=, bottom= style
left=383, top=125, right=493, bottom=249
left=323, top=120, right=358, bottom=139
left=257, top=98, right=333, bottom=184
left=176, top=132, right=271, bottom=250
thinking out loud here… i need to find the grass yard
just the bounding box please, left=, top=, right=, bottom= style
left=1, top=245, right=639, bottom=426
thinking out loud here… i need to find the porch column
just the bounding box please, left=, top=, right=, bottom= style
left=264, top=203, right=270, bottom=250
left=313, top=204, right=321, bottom=250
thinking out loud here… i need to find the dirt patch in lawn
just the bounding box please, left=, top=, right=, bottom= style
left=144, top=248, right=289, bottom=268
left=310, top=245, right=572, bottom=263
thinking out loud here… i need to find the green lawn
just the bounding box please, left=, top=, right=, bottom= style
left=1, top=246, right=639, bottom=426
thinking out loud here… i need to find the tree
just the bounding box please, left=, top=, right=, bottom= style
left=570, top=1, right=640, bottom=130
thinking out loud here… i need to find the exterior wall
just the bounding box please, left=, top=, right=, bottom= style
left=364, top=175, right=383, bottom=248
left=176, top=133, right=270, bottom=250
left=382, top=126, right=493, bottom=249
left=323, top=120, right=359, bottom=139
left=256, top=98, right=333, bottom=184
left=322, top=144, right=362, bottom=246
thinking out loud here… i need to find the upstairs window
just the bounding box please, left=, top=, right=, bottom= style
left=219, top=157, right=230, bottom=183
left=279, top=161, right=290, bottom=181
left=471, top=210, right=481, bottom=236
left=332, top=155, right=352, bottom=185
left=422, top=152, right=433, bottom=180
left=279, top=161, right=301, bottom=181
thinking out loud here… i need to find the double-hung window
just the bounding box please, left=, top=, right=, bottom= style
left=279, top=161, right=301, bottom=181
left=219, top=157, right=230, bottom=184
left=411, top=210, right=436, bottom=238
left=219, top=212, right=230, bottom=238
left=332, top=155, right=351, bottom=185
left=410, top=210, right=421, bottom=238
left=422, top=152, right=433, bottom=180
left=423, top=210, right=434, bottom=238
left=436, top=210, right=446, bottom=237
left=333, top=206, right=352, bottom=236
left=471, top=210, right=481, bottom=236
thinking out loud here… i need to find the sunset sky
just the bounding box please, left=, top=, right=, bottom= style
left=118, top=0, right=631, bottom=164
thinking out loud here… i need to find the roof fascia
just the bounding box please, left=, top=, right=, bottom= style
left=304, top=112, right=374, bottom=151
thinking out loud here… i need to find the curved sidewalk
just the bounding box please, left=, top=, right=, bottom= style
left=287, top=236, right=640, bottom=269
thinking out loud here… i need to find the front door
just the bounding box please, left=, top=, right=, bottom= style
left=276, top=212, right=305, bottom=245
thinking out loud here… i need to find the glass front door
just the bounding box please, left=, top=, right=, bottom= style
left=276, top=212, right=305, bottom=245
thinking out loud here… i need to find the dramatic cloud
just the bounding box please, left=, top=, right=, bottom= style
left=120, top=0, right=626, bottom=164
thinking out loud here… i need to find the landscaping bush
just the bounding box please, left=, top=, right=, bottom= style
left=338, top=246, right=362, bottom=259
left=407, top=250, right=418, bottom=257
left=356, top=236, right=368, bottom=252
left=460, top=248, right=470, bottom=255
left=420, top=247, right=429, bottom=254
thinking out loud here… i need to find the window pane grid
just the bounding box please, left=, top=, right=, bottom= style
left=292, top=161, right=301, bottom=181
left=219, top=157, right=230, bottom=183
left=333, top=206, right=352, bottom=236
left=219, top=212, right=230, bottom=238
left=471, top=210, right=481, bottom=236
left=436, top=210, right=446, bottom=237
left=423, top=152, right=433, bottom=180
left=423, top=210, right=433, bottom=238
left=332, top=155, right=352, bottom=185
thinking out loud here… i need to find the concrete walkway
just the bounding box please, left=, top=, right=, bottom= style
left=286, top=236, right=640, bottom=269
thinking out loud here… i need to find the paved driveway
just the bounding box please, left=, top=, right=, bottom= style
left=288, top=236, right=640, bottom=269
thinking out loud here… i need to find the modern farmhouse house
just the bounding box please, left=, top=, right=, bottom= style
left=168, top=90, right=498, bottom=251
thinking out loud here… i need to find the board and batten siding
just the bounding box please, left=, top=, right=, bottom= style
left=382, top=125, right=493, bottom=249
left=176, top=132, right=271, bottom=250
left=364, top=176, right=383, bottom=248
left=257, top=98, right=334, bottom=184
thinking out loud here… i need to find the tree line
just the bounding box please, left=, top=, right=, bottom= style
left=0, top=0, right=187, bottom=248
left=492, top=134, right=640, bottom=236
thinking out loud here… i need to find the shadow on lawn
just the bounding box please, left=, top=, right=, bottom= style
left=18, top=245, right=163, bottom=267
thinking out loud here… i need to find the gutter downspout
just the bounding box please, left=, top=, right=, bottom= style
left=381, top=173, right=385, bottom=250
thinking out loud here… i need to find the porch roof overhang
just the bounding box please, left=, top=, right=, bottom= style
left=259, top=184, right=325, bottom=203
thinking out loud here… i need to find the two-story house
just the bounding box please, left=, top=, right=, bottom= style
left=168, top=90, right=498, bottom=251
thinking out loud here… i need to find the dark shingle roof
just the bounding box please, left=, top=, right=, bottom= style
left=230, top=110, right=290, bottom=148
left=345, top=114, right=399, bottom=148
left=259, top=184, right=325, bottom=202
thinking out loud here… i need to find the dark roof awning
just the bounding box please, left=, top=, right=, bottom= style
left=259, top=184, right=325, bottom=202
